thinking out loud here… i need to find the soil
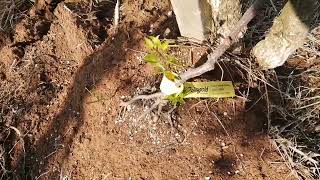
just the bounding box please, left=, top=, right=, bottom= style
left=0, top=0, right=295, bottom=179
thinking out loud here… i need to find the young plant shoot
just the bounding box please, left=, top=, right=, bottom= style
left=144, top=36, right=186, bottom=105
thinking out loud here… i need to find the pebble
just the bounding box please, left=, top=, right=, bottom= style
left=164, top=28, right=171, bottom=37
left=222, top=145, right=229, bottom=150
left=149, top=24, right=154, bottom=33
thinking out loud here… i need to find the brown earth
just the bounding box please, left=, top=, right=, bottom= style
left=0, top=0, right=295, bottom=179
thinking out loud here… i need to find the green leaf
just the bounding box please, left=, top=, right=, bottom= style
left=160, top=41, right=169, bottom=51
left=144, top=53, right=158, bottom=64
left=165, top=92, right=186, bottom=106
left=149, top=36, right=161, bottom=49
left=145, top=38, right=154, bottom=49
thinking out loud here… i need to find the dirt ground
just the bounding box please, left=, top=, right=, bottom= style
left=0, top=0, right=297, bottom=179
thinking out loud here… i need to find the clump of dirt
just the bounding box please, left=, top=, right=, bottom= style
left=13, top=17, right=51, bottom=44
left=0, top=0, right=295, bottom=179
left=0, top=31, right=9, bottom=49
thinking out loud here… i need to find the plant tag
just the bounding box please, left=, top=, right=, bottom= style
left=184, top=81, right=235, bottom=98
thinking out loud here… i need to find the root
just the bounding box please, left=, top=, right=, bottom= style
left=9, top=126, right=21, bottom=137
left=136, top=99, right=162, bottom=121
left=120, top=92, right=164, bottom=107
left=0, top=145, right=8, bottom=179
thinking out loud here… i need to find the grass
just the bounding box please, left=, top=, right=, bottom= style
left=0, top=0, right=32, bottom=32
left=273, top=27, right=320, bottom=179
left=222, top=31, right=320, bottom=179
left=238, top=1, right=320, bottom=178
left=273, top=65, right=320, bottom=179
left=216, top=19, right=320, bottom=178
left=0, top=145, right=9, bottom=179
left=221, top=54, right=320, bottom=179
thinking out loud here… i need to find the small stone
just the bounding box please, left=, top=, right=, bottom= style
left=151, top=86, right=157, bottom=91
left=222, top=145, right=229, bottom=150
left=167, top=11, right=173, bottom=17
left=164, top=28, right=171, bottom=37
left=223, top=112, right=228, bottom=116
left=235, top=170, right=240, bottom=174
left=205, top=177, right=211, bottom=180
left=149, top=24, right=154, bottom=33
left=221, top=142, right=226, bottom=147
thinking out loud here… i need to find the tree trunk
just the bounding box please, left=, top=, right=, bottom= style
left=170, top=0, right=241, bottom=41
left=209, top=0, right=242, bottom=38
left=252, top=0, right=319, bottom=69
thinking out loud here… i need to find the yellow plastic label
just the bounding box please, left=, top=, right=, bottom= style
left=183, top=81, right=235, bottom=98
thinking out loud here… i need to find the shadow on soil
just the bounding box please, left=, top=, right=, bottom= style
left=9, top=3, right=179, bottom=179
left=15, top=29, right=134, bottom=179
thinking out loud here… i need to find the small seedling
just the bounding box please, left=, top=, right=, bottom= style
left=144, top=36, right=186, bottom=105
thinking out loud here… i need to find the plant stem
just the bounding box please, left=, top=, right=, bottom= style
left=176, top=0, right=266, bottom=86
